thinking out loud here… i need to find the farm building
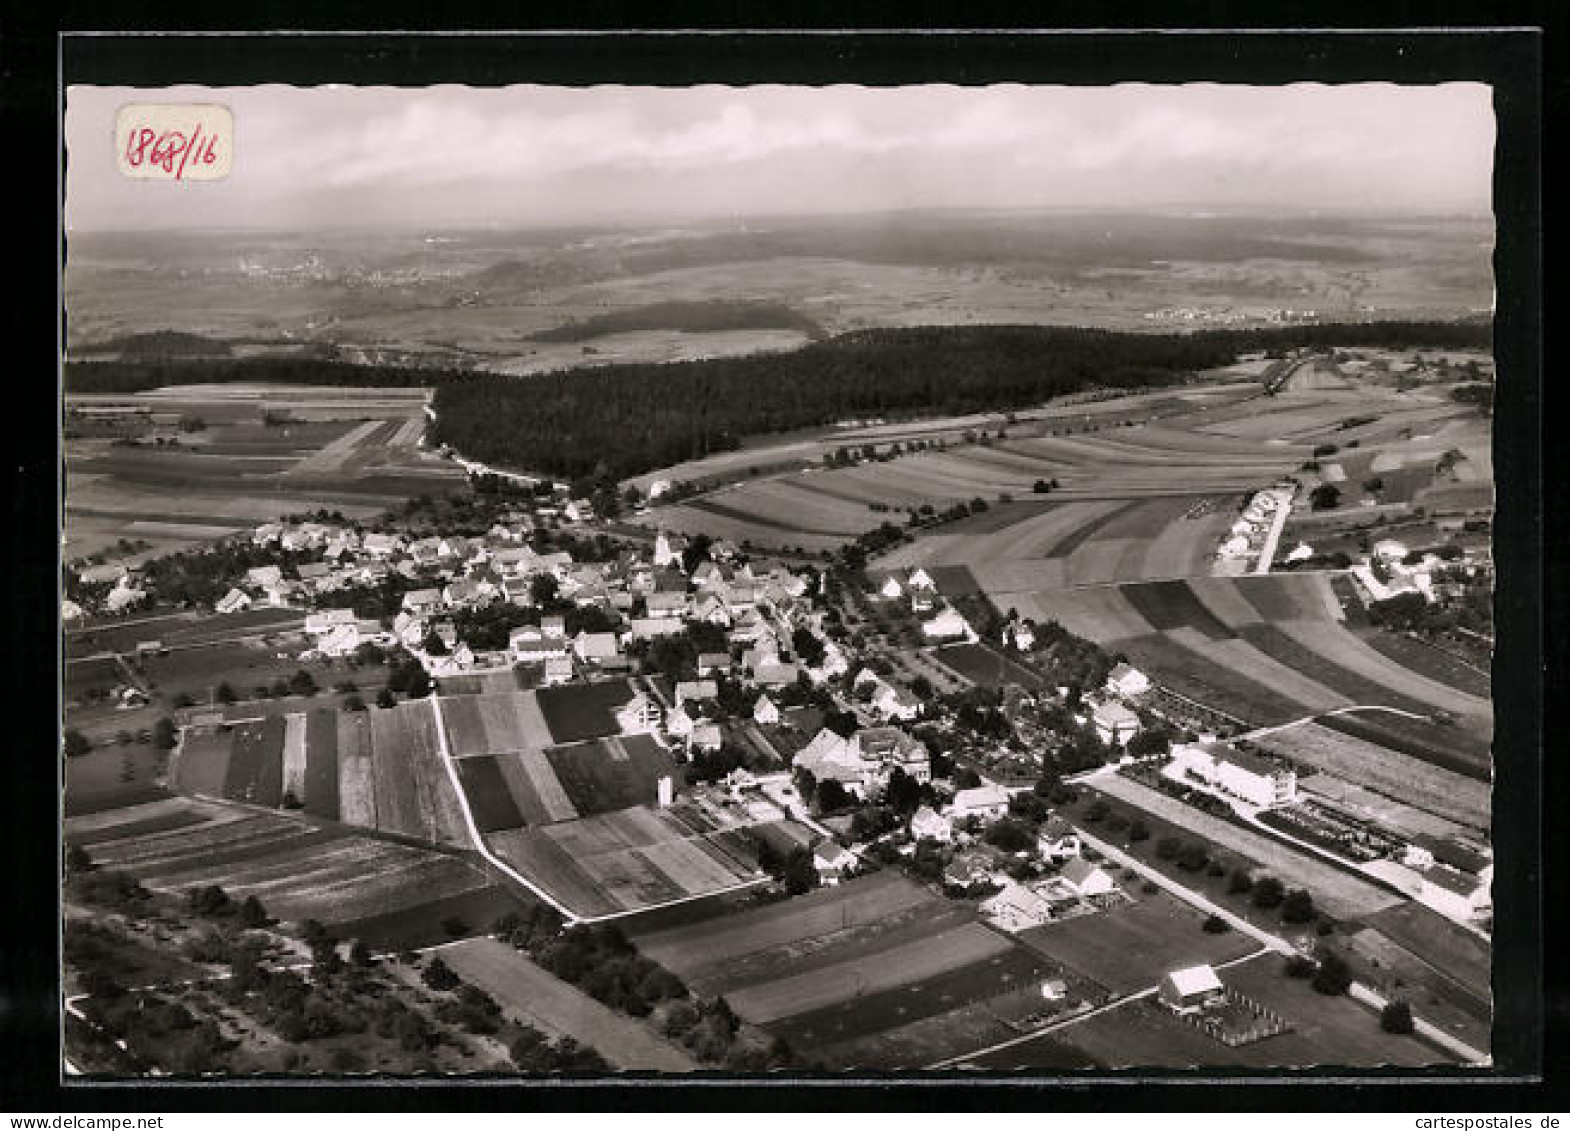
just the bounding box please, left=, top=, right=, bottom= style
left=646, top=592, right=689, bottom=620
left=697, top=652, right=732, bottom=677
left=946, top=782, right=1011, bottom=821
left=1006, top=622, right=1036, bottom=651
left=1160, top=965, right=1224, bottom=1012
left=981, top=881, right=1055, bottom=933
left=1058, top=857, right=1116, bottom=898
left=689, top=723, right=724, bottom=753
left=879, top=575, right=905, bottom=600
left=910, top=805, right=952, bottom=843
left=1105, top=662, right=1151, bottom=698
left=753, top=694, right=781, bottom=726
left=1091, top=700, right=1141, bottom=746
left=543, top=656, right=575, bottom=686
left=402, top=588, right=443, bottom=614
left=1182, top=742, right=1298, bottom=809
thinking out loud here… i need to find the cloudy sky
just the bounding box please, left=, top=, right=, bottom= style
left=64, top=83, right=1494, bottom=231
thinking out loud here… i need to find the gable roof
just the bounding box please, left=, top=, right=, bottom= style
left=1164, top=964, right=1222, bottom=998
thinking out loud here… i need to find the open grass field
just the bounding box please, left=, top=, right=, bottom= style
left=1357, top=903, right=1492, bottom=1004
left=1091, top=775, right=1405, bottom=920
left=487, top=804, right=762, bottom=918
left=633, top=871, right=936, bottom=975
left=534, top=680, right=638, bottom=744
left=1318, top=711, right=1491, bottom=783
left=67, top=740, right=173, bottom=817
left=439, top=937, right=700, bottom=1071
left=1016, top=890, right=1260, bottom=996
left=544, top=735, right=679, bottom=817
left=454, top=755, right=525, bottom=833
left=1252, top=723, right=1489, bottom=832
left=765, top=942, right=1057, bottom=1056
left=1359, top=631, right=1491, bottom=699
left=1345, top=927, right=1491, bottom=1052
left=64, top=795, right=502, bottom=934
left=65, top=386, right=463, bottom=565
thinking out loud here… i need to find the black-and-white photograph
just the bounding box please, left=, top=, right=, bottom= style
left=54, top=33, right=1530, bottom=1085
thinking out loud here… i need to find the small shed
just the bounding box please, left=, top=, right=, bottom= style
left=1160, top=964, right=1224, bottom=1011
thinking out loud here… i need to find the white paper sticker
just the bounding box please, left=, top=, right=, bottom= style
left=114, top=102, right=233, bottom=181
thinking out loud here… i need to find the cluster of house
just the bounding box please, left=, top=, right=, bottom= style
left=975, top=848, right=1122, bottom=933
left=1216, top=486, right=1294, bottom=567
left=1068, top=661, right=1152, bottom=747
left=211, top=521, right=853, bottom=689
left=792, top=724, right=933, bottom=799
left=877, top=569, right=979, bottom=642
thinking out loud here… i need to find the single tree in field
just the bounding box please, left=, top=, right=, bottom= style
left=215, top=681, right=238, bottom=705
left=1309, top=484, right=1342, bottom=511
left=152, top=717, right=178, bottom=750
left=237, top=895, right=268, bottom=929
left=1380, top=1000, right=1415, bottom=1034
left=376, top=688, right=397, bottom=709
left=1281, top=888, right=1316, bottom=924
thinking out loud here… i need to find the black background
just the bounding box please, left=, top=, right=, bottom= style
left=2, top=9, right=1556, bottom=1113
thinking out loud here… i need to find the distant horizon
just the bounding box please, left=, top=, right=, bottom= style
left=65, top=201, right=1498, bottom=239
left=65, top=83, right=1495, bottom=233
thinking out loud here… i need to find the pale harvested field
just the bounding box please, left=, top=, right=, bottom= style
left=281, top=712, right=308, bottom=802
left=1166, top=628, right=1350, bottom=713
left=1252, top=723, right=1489, bottom=832
left=440, top=937, right=700, bottom=1070
left=997, top=585, right=1155, bottom=641
left=1093, top=773, right=1405, bottom=919
left=336, top=712, right=377, bottom=828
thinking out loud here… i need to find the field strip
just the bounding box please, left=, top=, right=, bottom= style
left=516, top=744, right=579, bottom=823
left=1285, top=619, right=1492, bottom=718
left=336, top=713, right=377, bottom=829
left=281, top=713, right=308, bottom=803
left=1165, top=628, right=1351, bottom=713
left=726, top=923, right=1013, bottom=1025
left=440, top=937, right=700, bottom=1071
left=283, top=419, right=387, bottom=478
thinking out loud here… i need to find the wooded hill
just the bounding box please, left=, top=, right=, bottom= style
left=64, top=320, right=1491, bottom=482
